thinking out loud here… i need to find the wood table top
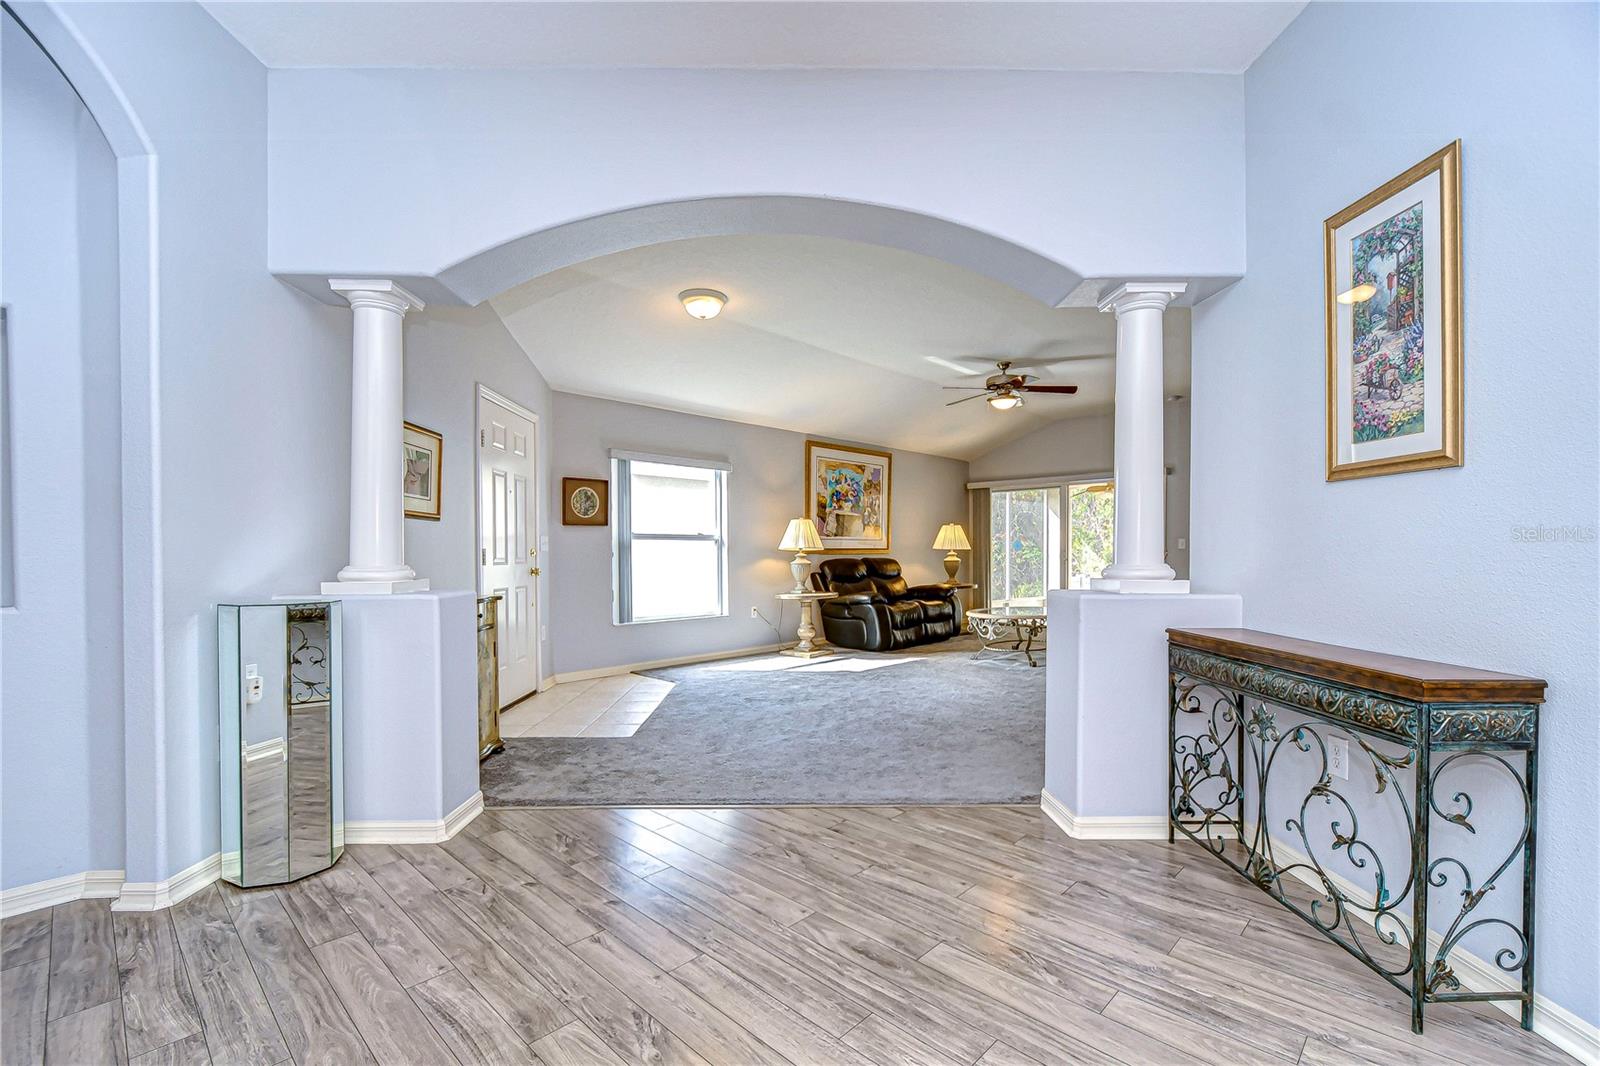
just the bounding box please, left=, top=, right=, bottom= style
left=1167, top=627, right=1547, bottom=704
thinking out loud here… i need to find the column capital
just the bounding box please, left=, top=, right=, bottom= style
left=329, top=278, right=426, bottom=315
left=1097, top=281, right=1187, bottom=316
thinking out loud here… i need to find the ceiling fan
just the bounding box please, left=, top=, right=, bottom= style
left=944, top=360, right=1079, bottom=411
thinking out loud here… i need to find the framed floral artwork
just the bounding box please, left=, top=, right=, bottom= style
left=804, top=440, right=891, bottom=553
left=1325, top=141, right=1462, bottom=481
left=402, top=421, right=443, bottom=520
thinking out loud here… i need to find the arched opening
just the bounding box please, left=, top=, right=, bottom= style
left=443, top=220, right=1190, bottom=809
left=1, top=7, right=128, bottom=889
left=286, top=195, right=1094, bottom=311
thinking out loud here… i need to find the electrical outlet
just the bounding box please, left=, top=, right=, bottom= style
left=750, top=606, right=760, bottom=619
left=1328, top=736, right=1349, bottom=780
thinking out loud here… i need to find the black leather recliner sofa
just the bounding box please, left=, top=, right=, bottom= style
left=808, top=557, right=963, bottom=651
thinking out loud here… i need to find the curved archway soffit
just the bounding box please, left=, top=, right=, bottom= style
left=283, top=195, right=1108, bottom=310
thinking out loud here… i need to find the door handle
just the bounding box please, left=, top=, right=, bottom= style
left=529, top=567, right=541, bottom=577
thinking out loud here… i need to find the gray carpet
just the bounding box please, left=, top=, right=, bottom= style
left=480, top=635, right=1044, bottom=807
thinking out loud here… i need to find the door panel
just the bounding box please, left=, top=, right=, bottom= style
left=478, top=394, right=540, bottom=705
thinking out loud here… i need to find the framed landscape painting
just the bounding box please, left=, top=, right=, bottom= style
left=402, top=421, right=443, bottom=520
left=804, top=440, right=891, bottom=553
left=1325, top=141, right=1462, bottom=481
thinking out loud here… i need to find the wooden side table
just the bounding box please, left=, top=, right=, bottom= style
left=776, top=591, right=836, bottom=659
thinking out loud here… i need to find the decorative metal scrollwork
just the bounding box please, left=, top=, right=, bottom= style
left=288, top=608, right=330, bottom=705
left=1168, top=648, right=1538, bottom=1034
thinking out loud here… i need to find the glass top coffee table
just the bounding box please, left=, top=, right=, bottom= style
left=966, top=605, right=1047, bottom=667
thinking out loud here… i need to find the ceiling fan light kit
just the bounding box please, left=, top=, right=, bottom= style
left=943, top=360, right=1078, bottom=410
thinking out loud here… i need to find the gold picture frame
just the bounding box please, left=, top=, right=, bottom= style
left=804, top=440, right=892, bottom=553
left=1325, top=141, right=1462, bottom=481
left=402, top=421, right=443, bottom=520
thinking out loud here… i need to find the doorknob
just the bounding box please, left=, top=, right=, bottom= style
left=529, top=567, right=541, bottom=577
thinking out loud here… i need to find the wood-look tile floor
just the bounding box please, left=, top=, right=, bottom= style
left=1, top=805, right=1571, bottom=1066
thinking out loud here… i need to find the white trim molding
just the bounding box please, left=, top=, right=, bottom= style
left=113, top=851, right=221, bottom=912
left=1267, top=835, right=1598, bottom=1066
left=1039, top=790, right=1168, bottom=840
left=1, top=870, right=124, bottom=918
left=1039, top=795, right=1595, bottom=1062
left=549, top=642, right=788, bottom=686
left=344, top=790, right=484, bottom=845
left=608, top=448, right=730, bottom=472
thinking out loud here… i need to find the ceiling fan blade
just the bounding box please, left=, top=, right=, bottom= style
left=944, top=393, right=988, bottom=406
left=1019, top=384, right=1079, bottom=394
left=942, top=386, right=988, bottom=391
left=1014, top=353, right=1114, bottom=367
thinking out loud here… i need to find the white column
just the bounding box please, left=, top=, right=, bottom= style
left=322, top=279, right=430, bottom=595
left=1092, top=282, right=1188, bottom=594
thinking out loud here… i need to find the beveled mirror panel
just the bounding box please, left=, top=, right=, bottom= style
left=219, top=601, right=343, bottom=887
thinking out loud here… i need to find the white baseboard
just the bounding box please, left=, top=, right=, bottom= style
left=344, top=790, right=484, bottom=844
left=2, top=793, right=486, bottom=916
left=1, top=869, right=124, bottom=918
left=113, top=852, right=221, bottom=912
left=1038, top=793, right=1594, bottom=1062
left=1266, top=835, right=1598, bottom=1065
left=1039, top=789, right=1169, bottom=840
left=549, top=642, right=788, bottom=686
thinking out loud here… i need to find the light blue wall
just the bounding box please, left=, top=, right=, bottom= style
left=1193, top=1, right=1598, bottom=1028
left=403, top=304, right=556, bottom=681
left=265, top=67, right=1246, bottom=294
left=0, top=12, right=126, bottom=888
left=15, top=2, right=354, bottom=885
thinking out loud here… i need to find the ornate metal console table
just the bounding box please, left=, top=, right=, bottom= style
left=1166, top=628, right=1544, bottom=1034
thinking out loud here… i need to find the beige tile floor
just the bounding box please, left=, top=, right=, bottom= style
left=497, top=672, right=674, bottom=738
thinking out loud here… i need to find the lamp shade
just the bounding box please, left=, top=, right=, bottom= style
left=779, top=517, right=824, bottom=552
left=932, top=523, right=971, bottom=551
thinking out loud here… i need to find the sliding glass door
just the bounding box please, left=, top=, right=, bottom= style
left=987, top=480, right=1114, bottom=603
left=987, top=488, right=1061, bottom=606
left=1066, top=480, right=1115, bottom=588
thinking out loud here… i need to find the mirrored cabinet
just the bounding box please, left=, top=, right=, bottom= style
left=219, top=600, right=344, bottom=886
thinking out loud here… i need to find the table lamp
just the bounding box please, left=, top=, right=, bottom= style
left=932, top=523, right=972, bottom=582
left=778, top=518, right=824, bottom=593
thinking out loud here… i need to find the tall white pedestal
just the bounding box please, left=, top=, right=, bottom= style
left=337, top=591, right=481, bottom=838
left=1043, top=589, right=1242, bottom=837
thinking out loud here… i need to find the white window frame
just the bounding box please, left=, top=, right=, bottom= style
left=611, top=452, right=730, bottom=625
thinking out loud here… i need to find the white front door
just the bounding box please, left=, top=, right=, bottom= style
left=477, top=391, right=540, bottom=706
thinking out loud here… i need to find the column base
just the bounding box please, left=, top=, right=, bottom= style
left=1089, top=577, right=1191, bottom=594
left=321, top=578, right=432, bottom=595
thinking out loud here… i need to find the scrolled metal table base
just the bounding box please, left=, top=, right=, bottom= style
left=1168, top=646, right=1538, bottom=1035
left=967, top=615, right=1046, bottom=667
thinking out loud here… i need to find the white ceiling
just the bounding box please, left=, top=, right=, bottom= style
left=204, top=1, right=1304, bottom=73
left=489, top=234, right=1190, bottom=460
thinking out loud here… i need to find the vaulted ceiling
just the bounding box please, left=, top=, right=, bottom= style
left=489, top=235, right=1190, bottom=460
left=204, top=1, right=1303, bottom=73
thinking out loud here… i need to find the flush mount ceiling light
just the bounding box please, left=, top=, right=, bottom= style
left=1336, top=283, right=1378, bottom=305
left=678, top=288, right=728, bottom=320
left=986, top=390, right=1023, bottom=411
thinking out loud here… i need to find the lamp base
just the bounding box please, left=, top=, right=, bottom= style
left=790, top=551, right=812, bottom=593
left=943, top=552, right=961, bottom=582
